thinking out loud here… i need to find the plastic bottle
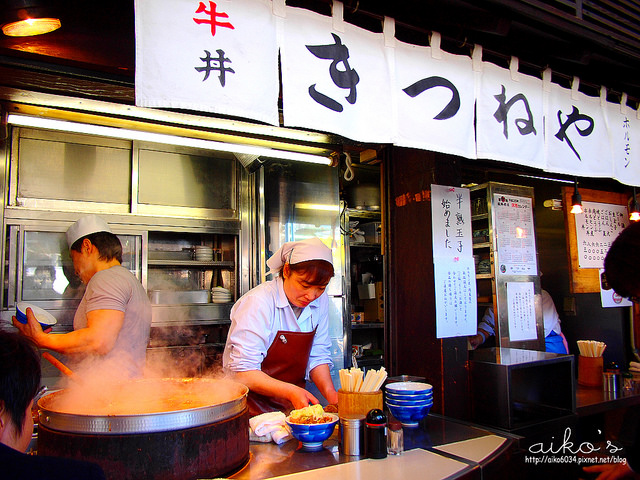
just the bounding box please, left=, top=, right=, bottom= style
left=365, top=408, right=387, bottom=459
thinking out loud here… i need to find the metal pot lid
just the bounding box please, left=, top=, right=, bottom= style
left=38, top=378, right=248, bottom=435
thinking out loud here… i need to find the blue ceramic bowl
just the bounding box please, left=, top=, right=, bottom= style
left=387, top=403, right=431, bottom=427
left=386, top=381, right=432, bottom=395
left=285, top=413, right=338, bottom=451
left=16, top=302, right=57, bottom=330
left=385, top=396, right=433, bottom=407
left=385, top=391, right=433, bottom=402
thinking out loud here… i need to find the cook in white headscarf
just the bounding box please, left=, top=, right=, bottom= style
left=223, top=238, right=338, bottom=416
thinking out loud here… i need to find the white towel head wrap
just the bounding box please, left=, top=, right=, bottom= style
left=266, top=237, right=333, bottom=274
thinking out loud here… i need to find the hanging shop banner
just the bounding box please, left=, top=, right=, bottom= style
left=476, top=60, right=545, bottom=169
left=545, top=81, right=614, bottom=178
left=574, top=201, right=629, bottom=269
left=506, top=281, right=537, bottom=342
left=135, top=0, right=280, bottom=125
left=393, top=37, right=476, bottom=158
left=280, top=5, right=393, bottom=143
left=430, top=185, right=477, bottom=339
left=134, top=1, right=640, bottom=186
left=606, top=100, right=640, bottom=187
left=493, top=194, right=537, bottom=275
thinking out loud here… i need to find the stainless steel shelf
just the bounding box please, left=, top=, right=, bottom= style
left=148, top=260, right=235, bottom=268
left=351, top=322, right=384, bottom=329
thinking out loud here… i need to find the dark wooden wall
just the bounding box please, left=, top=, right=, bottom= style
left=384, top=146, right=469, bottom=419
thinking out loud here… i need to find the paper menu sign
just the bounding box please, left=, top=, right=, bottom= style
left=506, top=281, right=537, bottom=341
left=431, top=185, right=476, bottom=338
left=574, top=202, right=628, bottom=269
left=433, top=257, right=477, bottom=338
left=493, top=194, right=537, bottom=275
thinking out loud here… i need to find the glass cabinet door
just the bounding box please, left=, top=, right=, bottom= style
left=19, top=230, right=143, bottom=304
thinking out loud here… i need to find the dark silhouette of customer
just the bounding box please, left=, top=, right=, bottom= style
left=0, top=328, right=106, bottom=479
left=584, top=221, right=640, bottom=479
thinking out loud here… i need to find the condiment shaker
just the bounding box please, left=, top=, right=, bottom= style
left=340, top=414, right=365, bottom=456
left=365, top=408, right=387, bottom=459
left=387, top=419, right=403, bottom=455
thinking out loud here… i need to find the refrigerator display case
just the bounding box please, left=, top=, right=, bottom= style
left=260, top=160, right=345, bottom=396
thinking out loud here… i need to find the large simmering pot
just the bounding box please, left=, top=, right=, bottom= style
left=37, top=377, right=249, bottom=480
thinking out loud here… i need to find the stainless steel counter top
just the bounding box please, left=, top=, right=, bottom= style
left=228, top=415, right=518, bottom=480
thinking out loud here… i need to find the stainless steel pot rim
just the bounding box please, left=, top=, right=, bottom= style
left=38, top=380, right=248, bottom=435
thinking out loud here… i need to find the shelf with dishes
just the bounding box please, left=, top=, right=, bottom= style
left=148, top=259, right=235, bottom=268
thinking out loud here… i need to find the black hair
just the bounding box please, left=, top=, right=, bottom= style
left=70, top=231, right=123, bottom=264
left=604, top=222, right=640, bottom=298
left=287, top=259, right=334, bottom=285
left=0, top=329, right=40, bottom=435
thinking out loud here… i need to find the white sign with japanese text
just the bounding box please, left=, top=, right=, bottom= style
left=493, top=194, right=537, bottom=275
left=280, top=5, right=393, bottom=143
left=545, top=82, right=614, bottom=178
left=476, top=61, right=545, bottom=169
left=600, top=268, right=633, bottom=307
left=135, top=0, right=280, bottom=125
left=430, top=185, right=473, bottom=258
left=433, top=257, right=478, bottom=339
left=431, top=185, right=476, bottom=339
left=506, top=281, right=537, bottom=342
left=393, top=41, right=476, bottom=159
left=574, top=201, right=629, bottom=269
left=134, top=1, right=640, bottom=187
left=606, top=101, right=640, bottom=187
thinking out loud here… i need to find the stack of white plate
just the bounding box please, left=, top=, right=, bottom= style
left=194, top=246, right=213, bottom=261
left=212, top=287, right=232, bottom=303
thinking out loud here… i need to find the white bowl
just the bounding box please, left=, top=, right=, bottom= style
left=386, top=381, right=433, bottom=395
left=16, top=302, right=57, bottom=329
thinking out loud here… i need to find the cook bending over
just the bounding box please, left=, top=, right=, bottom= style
left=223, top=238, right=338, bottom=416
left=13, top=215, right=152, bottom=378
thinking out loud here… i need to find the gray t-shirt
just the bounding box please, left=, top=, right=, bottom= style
left=73, top=265, right=152, bottom=377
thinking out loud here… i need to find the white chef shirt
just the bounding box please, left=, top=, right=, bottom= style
left=222, top=276, right=333, bottom=380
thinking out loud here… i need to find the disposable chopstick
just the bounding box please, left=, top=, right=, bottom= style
left=577, top=340, right=607, bottom=357
left=339, top=366, right=386, bottom=392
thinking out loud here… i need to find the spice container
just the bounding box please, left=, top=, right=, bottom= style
left=340, top=414, right=365, bottom=456
left=387, top=419, right=403, bottom=455
left=365, top=409, right=387, bottom=459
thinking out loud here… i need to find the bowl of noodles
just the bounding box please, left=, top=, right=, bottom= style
left=285, top=405, right=338, bottom=451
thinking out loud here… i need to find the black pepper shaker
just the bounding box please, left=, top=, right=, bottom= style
left=365, top=408, right=387, bottom=459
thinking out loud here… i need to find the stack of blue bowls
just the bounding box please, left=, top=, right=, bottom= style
left=384, top=381, right=433, bottom=427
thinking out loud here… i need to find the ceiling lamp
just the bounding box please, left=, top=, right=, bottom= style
left=570, top=179, right=583, bottom=214
left=630, top=188, right=640, bottom=222
left=1, top=1, right=61, bottom=37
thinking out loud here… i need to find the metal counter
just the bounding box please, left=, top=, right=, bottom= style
left=229, top=415, right=518, bottom=480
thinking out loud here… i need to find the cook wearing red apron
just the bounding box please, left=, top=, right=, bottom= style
left=223, top=238, right=338, bottom=416
left=247, top=328, right=316, bottom=416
